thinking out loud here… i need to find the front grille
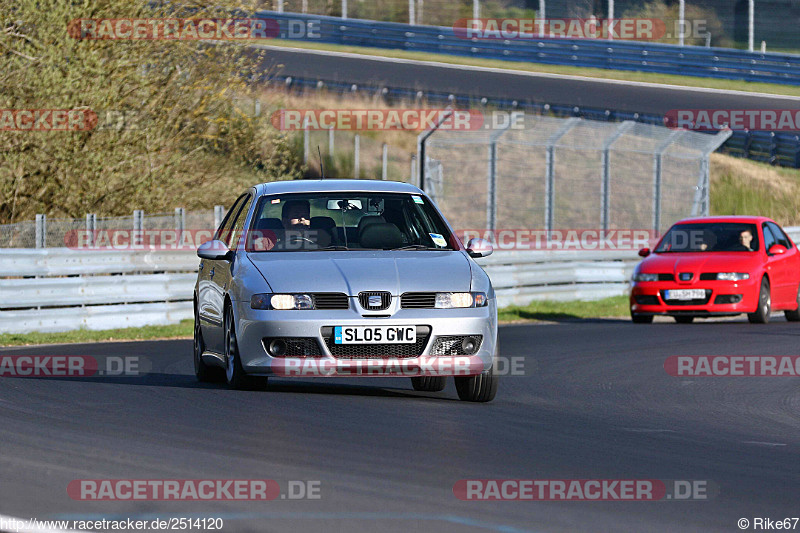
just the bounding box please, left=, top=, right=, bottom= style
left=634, top=295, right=660, bottom=305
left=320, top=326, right=431, bottom=358
left=401, top=292, right=437, bottom=309
left=262, top=337, right=323, bottom=357
left=358, top=291, right=392, bottom=311
left=657, top=274, right=675, bottom=281
left=699, top=273, right=717, bottom=281
left=430, top=335, right=483, bottom=356
left=660, top=289, right=712, bottom=306
left=312, top=293, right=349, bottom=310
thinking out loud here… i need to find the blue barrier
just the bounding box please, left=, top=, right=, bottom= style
left=258, top=11, right=800, bottom=85
left=268, top=74, right=800, bottom=168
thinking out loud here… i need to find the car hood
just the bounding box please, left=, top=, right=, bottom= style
left=640, top=252, right=760, bottom=276
left=247, top=251, right=472, bottom=295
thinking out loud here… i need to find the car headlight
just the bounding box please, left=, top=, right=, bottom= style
left=251, top=293, right=314, bottom=310
left=716, top=272, right=750, bottom=281
left=434, top=292, right=488, bottom=308
left=633, top=273, right=658, bottom=282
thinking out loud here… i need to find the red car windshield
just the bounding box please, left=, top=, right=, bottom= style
left=655, top=223, right=760, bottom=253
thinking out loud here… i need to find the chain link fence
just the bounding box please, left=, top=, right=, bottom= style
left=421, top=114, right=732, bottom=237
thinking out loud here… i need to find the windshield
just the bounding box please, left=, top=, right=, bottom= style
left=654, top=222, right=760, bottom=253
left=245, top=192, right=458, bottom=252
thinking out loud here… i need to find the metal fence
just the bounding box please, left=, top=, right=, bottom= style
left=419, top=114, right=732, bottom=236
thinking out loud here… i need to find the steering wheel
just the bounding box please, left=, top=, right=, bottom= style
left=286, top=235, right=317, bottom=245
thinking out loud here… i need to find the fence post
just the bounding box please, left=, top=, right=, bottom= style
left=474, top=0, right=480, bottom=20
left=544, top=118, right=580, bottom=233
left=410, top=155, right=417, bottom=185
left=354, top=134, right=360, bottom=178
left=328, top=127, right=335, bottom=157
left=601, top=121, right=634, bottom=232
left=133, top=210, right=143, bottom=250
left=408, top=0, right=415, bottom=25
left=608, top=0, right=614, bottom=40
left=175, top=207, right=185, bottom=247
left=487, top=143, right=497, bottom=233
left=277, top=0, right=284, bottom=12
left=303, top=122, right=310, bottom=165
left=381, top=143, right=388, bottom=180
left=652, top=130, right=683, bottom=234
left=342, top=0, right=348, bottom=19
left=537, top=0, right=544, bottom=37
left=85, top=213, right=96, bottom=248
left=214, top=205, right=225, bottom=232
left=35, top=214, right=46, bottom=249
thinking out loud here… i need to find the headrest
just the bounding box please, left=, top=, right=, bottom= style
left=357, top=215, right=385, bottom=236
left=360, top=223, right=404, bottom=249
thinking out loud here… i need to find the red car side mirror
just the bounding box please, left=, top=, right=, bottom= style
left=768, top=244, right=787, bottom=256
left=638, top=247, right=651, bottom=257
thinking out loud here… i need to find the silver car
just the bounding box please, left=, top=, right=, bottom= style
left=193, top=179, right=498, bottom=402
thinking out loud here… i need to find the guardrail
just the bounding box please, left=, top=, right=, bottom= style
left=260, top=11, right=800, bottom=85
left=2, top=226, right=798, bottom=334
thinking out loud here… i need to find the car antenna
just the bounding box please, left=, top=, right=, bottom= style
left=318, top=146, right=326, bottom=179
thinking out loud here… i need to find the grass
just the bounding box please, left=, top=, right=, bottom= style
left=263, top=39, right=800, bottom=98
left=0, top=320, right=194, bottom=347
left=498, top=295, right=630, bottom=322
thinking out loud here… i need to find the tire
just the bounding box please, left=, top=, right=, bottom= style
left=748, top=277, right=771, bottom=324
left=194, top=303, right=223, bottom=382
left=411, top=376, right=447, bottom=392
left=785, top=284, right=800, bottom=322
left=631, top=313, right=653, bottom=324
left=455, top=338, right=499, bottom=402
left=673, top=316, right=694, bottom=324
left=224, top=304, right=264, bottom=390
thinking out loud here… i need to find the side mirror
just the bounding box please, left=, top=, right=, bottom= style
left=768, top=244, right=787, bottom=256
left=638, top=247, right=651, bottom=257
left=466, top=238, right=493, bottom=258
left=197, top=239, right=233, bottom=261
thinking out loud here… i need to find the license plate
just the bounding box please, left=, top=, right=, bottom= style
left=334, top=326, right=416, bottom=344
left=665, top=289, right=706, bottom=300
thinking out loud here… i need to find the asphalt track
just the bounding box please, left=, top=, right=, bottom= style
left=256, top=45, right=800, bottom=115
left=1, top=320, right=800, bottom=532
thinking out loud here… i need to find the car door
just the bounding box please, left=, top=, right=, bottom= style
left=766, top=221, right=799, bottom=307
left=207, top=193, right=254, bottom=352
left=199, top=194, right=247, bottom=352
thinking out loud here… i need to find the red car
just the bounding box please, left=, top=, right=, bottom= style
left=630, top=216, right=800, bottom=324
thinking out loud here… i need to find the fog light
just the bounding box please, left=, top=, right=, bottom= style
left=461, top=336, right=479, bottom=355
left=268, top=339, right=287, bottom=357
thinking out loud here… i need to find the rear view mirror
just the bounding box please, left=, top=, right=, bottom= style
left=327, top=199, right=362, bottom=211
left=466, top=238, right=493, bottom=258
left=638, top=248, right=651, bottom=257
left=197, top=240, right=233, bottom=261
left=768, top=244, right=787, bottom=256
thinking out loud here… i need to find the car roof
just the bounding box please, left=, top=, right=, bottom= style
left=673, top=215, right=776, bottom=225
left=253, top=179, right=424, bottom=196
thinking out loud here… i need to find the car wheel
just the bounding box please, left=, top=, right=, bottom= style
left=785, top=284, right=800, bottom=322
left=673, top=316, right=694, bottom=324
left=454, top=341, right=498, bottom=403
left=224, top=304, right=264, bottom=390
left=194, top=303, right=223, bottom=382
left=631, top=312, right=653, bottom=324
left=411, top=376, right=447, bottom=392
left=748, top=277, right=771, bottom=324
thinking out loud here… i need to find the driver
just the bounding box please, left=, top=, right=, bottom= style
left=282, top=200, right=310, bottom=229
left=734, top=229, right=754, bottom=251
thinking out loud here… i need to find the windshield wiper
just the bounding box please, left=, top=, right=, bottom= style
left=391, top=245, right=442, bottom=251
left=317, top=245, right=350, bottom=251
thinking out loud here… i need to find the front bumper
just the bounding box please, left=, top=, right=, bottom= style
left=233, top=299, right=497, bottom=377
left=630, top=277, right=759, bottom=316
